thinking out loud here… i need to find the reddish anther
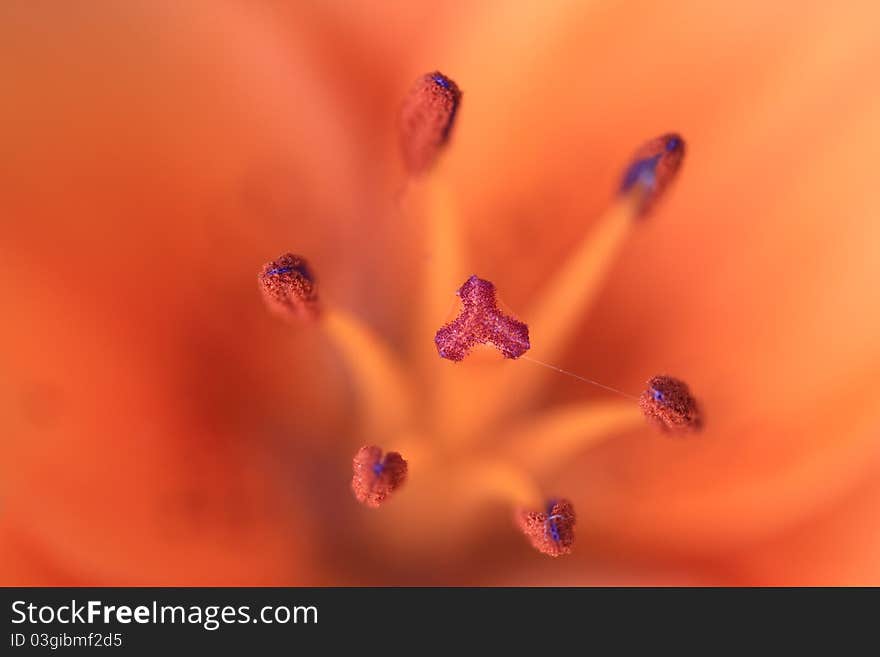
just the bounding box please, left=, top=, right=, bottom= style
left=351, top=446, right=408, bottom=508
left=619, top=133, right=685, bottom=218
left=399, top=71, right=462, bottom=175
left=434, top=275, right=530, bottom=362
left=516, top=499, right=576, bottom=557
left=639, top=375, right=702, bottom=432
left=258, top=253, right=319, bottom=321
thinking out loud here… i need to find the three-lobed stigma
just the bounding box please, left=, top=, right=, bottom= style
left=619, top=133, right=685, bottom=218
left=639, top=375, right=702, bottom=432
left=351, top=445, right=409, bottom=508
left=516, top=499, right=576, bottom=557
left=434, top=275, right=530, bottom=362
left=399, top=71, right=462, bottom=175
left=258, top=253, right=319, bottom=321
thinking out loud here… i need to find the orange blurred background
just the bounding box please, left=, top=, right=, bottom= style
left=2, top=0, right=880, bottom=585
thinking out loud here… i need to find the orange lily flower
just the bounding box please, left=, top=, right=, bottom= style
left=2, top=1, right=879, bottom=585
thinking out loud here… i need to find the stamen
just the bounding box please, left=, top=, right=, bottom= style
left=258, top=253, right=319, bottom=321
left=258, top=254, right=413, bottom=436
left=638, top=375, right=702, bottom=432
left=351, top=445, right=408, bottom=508
left=516, top=498, right=575, bottom=557
left=619, top=133, right=686, bottom=218
left=434, top=275, right=530, bottom=361
left=399, top=71, right=462, bottom=175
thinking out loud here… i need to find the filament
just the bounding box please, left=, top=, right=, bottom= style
left=525, top=194, right=638, bottom=365
left=321, top=307, right=414, bottom=437
left=465, top=460, right=543, bottom=509
left=501, top=400, right=643, bottom=474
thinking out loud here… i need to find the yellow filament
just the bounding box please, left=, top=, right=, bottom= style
left=321, top=307, right=414, bottom=438
left=462, top=460, right=543, bottom=509
left=515, top=195, right=637, bottom=383
left=502, top=400, right=643, bottom=474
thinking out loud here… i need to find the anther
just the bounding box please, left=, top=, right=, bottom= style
left=351, top=445, right=408, bottom=508
left=516, top=498, right=576, bottom=557
left=399, top=71, right=462, bottom=175
left=638, top=375, right=702, bottom=432
left=434, top=275, right=530, bottom=362
left=258, top=253, right=319, bottom=321
left=619, top=133, right=685, bottom=218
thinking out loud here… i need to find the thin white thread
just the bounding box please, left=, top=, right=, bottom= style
left=521, top=355, right=639, bottom=401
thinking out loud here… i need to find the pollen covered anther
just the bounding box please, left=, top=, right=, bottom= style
left=258, top=253, right=319, bottom=321
left=639, top=375, right=702, bottom=432
left=399, top=71, right=462, bottom=175
left=434, top=275, right=530, bottom=362
left=351, top=445, right=408, bottom=508
left=516, top=499, right=576, bottom=557
left=619, top=133, right=685, bottom=218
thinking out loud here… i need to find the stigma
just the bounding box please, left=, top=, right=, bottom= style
left=434, top=275, right=530, bottom=362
